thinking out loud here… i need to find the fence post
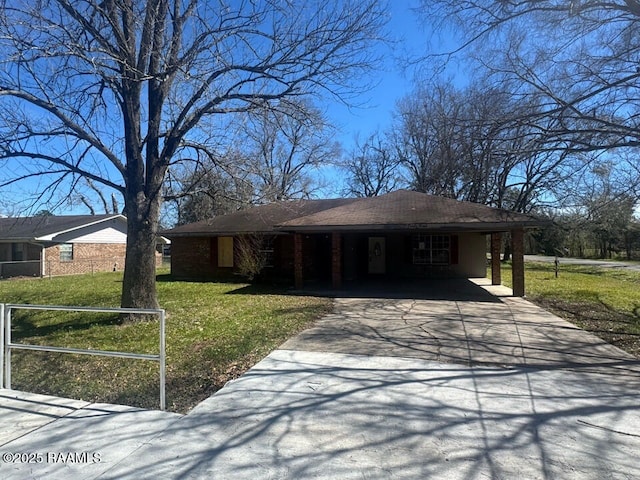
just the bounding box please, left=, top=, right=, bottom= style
left=0, top=303, right=4, bottom=389
left=159, top=310, right=166, bottom=410
left=4, top=306, right=10, bottom=389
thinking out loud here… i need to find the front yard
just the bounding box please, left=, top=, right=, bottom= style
left=0, top=271, right=331, bottom=413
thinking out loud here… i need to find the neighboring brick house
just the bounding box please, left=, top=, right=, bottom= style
left=0, top=214, right=163, bottom=278
left=164, top=190, right=546, bottom=296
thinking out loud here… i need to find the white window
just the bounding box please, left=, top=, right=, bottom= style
left=59, top=243, right=74, bottom=262
left=412, top=235, right=450, bottom=265
left=218, top=237, right=234, bottom=267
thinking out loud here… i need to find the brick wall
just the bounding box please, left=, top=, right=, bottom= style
left=171, top=235, right=300, bottom=282
left=45, top=243, right=162, bottom=277
left=170, top=237, right=214, bottom=278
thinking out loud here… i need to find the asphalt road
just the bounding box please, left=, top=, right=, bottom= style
left=525, top=255, right=640, bottom=272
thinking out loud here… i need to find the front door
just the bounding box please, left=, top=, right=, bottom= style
left=368, top=237, right=386, bottom=274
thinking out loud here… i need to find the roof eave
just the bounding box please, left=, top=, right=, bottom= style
left=277, top=221, right=547, bottom=233
left=0, top=237, right=36, bottom=243
left=163, top=229, right=286, bottom=238
left=43, top=214, right=126, bottom=241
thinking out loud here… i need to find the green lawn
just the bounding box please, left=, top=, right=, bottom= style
left=500, top=262, right=640, bottom=357
left=0, top=270, right=331, bottom=413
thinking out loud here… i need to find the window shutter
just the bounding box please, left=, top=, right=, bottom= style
left=405, top=235, right=413, bottom=263
left=450, top=235, right=459, bottom=265
left=218, top=237, right=234, bottom=267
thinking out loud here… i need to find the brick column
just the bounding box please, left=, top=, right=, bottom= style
left=491, top=232, right=502, bottom=286
left=511, top=228, right=525, bottom=297
left=294, top=233, right=303, bottom=289
left=332, top=232, right=342, bottom=289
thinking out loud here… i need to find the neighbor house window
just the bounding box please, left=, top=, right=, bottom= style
left=11, top=243, right=24, bottom=261
left=218, top=236, right=234, bottom=268
left=59, top=243, right=74, bottom=262
left=412, top=235, right=450, bottom=265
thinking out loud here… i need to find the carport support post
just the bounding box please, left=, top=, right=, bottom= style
left=511, top=228, right=525, bottom=297
left=490, top=233, right=502, bottom=286
left=294, top=233, right=303, bottom=290
left=331, top=232, right=342, bottom=289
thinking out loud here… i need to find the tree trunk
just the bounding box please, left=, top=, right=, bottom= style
left=502, top=243, right=511, bottom=262
left=121, top=218, right=160, bottom=311
left=120, top=193, right=161, bottom=312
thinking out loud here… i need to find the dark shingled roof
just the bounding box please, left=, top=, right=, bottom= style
left=164, top=198, right=359, bottom=237
left=164, top=190, right=546, bottom=236
left=0, top=214, right=124, bottom=241
left=278, top=190, right=543, bottom=231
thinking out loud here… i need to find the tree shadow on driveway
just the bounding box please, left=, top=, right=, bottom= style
left=26, top=350, right=635, bottom=480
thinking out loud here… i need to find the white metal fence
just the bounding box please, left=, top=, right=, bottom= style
left=0, top=260, right=40, bottom=278
left=0, top=304, right=166, bottom=410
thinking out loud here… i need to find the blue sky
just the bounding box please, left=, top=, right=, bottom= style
left=317, top=0, right=463, bottom=197
left=1, top=1, right=439, bottom=217
left=326, top=1, right=427, bottom=149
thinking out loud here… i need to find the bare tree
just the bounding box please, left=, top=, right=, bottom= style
left=164, top=151, right=254, bottom=225
left=241, top=100, right=340, bottom=202
left=570, top=160, right=639, bottom=258
left=77, top=178, right=121, bottom=215
left=422, top=1, right=640, bottom=171
left=394, top=80, right=579, bottom=213
left=341, top=132, right=404, bottom=197
left=0, top=0, right=386, bottom=310
left=395, top=82, right=464, bottom=197
left=165, top=100, right=338, bottom=222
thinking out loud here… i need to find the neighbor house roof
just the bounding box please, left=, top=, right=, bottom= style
left=0, top=214, right=126, bottom=242
left=164, top=190, right=546, bottom=237
left=278, top=190, right=543, bottom=232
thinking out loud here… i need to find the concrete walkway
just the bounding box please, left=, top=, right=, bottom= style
left=2, top=279, right=640, bottom=479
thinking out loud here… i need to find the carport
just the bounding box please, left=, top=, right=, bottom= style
left=280, top=191, right=542, bottom=296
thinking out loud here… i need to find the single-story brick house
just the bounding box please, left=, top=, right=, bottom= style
left=164, top=190, right=545, bottom=296
left=0, top=214, right=164, bottom=278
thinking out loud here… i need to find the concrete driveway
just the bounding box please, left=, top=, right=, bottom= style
left=1, top=279, right=640, bottom=479
left=282, top=278, right=637, bottom=370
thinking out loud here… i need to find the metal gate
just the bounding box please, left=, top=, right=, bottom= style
left=0, top=303, right=166, bottom=410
